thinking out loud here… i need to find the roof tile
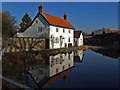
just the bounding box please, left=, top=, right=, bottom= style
left=74, top=31, right=82, bottom=38
left=43, top=13, right=74, bottom=29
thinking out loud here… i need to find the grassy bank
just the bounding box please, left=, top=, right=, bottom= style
left=4, top=45, right=106, bottom=55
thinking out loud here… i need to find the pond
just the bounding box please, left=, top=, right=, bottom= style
left=2, top=48, right=119, bottom=88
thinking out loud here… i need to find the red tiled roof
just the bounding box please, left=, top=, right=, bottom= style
left=104, top=30, right=120, bottom=34
left=84, top=36, right=92, bottom=39
left=42, top=67, right=73, bottom=88
left=74, top=31, right=82, bottom=38
left=22, top=12, right=74, bottom=32
left=43, top=13, right=75, bottom=29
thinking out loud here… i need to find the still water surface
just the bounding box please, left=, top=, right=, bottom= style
left=26, top=49, right=118, bottom=88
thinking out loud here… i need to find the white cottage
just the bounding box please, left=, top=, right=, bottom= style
left=74, top=31, right=83, bottom=46
left=21, top=4, right=75, bottom=49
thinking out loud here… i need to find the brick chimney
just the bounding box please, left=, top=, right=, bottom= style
left=38, top=4, right=44, bottom=13
left=63, top=13, right=67, bottom=20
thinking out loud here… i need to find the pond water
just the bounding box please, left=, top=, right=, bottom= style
left=25, top=49, right=119, bottom=88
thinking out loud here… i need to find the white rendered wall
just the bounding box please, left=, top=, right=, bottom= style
left=74, top=33, right=83, bottom=46
left=49, top=26, right=74, bottom=49
left=79, top=33, right=83, bottom=46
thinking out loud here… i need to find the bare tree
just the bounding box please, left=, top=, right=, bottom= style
left=2, top=11, right=17, bottom=38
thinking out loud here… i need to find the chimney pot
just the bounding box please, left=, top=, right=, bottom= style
left=63, top=13, right=67, bottom=20
left=38, top=4, right=44, bottom=13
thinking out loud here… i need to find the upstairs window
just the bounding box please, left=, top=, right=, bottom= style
left=38, top=27, right=42, bottom=32
left=36, top=20, right=38, bottom=24
left=69, top=30, right=70, bottom=33
left=68, top=37, right=70, bottom=42
left=56, top=28, right=59, bottom=32
left=63, top=29, right=65, bottom=33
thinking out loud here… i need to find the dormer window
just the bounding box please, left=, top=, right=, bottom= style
left=36, top=20, right=38, bottom=23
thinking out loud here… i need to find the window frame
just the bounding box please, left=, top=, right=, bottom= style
left=38, top=27, right=42, bottom=32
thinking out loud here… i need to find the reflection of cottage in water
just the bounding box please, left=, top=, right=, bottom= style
left=74, top=50, right=84, bottom=63
left=27, top=52, right=74, bottom=88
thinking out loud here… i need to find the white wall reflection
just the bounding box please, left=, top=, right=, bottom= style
left=49, top=51, right=74, bottom=77
left=74, top=50, right=83, bottom=63
left=28, top=51, right=74, bottom=87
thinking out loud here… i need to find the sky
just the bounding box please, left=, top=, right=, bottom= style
left=2, top=2, right=118, bottom=33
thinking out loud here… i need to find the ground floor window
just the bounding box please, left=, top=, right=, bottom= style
left=55, top=37, right=59, bottom=43
left=68, top=37, right=70, bottom=42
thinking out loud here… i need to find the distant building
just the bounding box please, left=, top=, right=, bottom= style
left=88, top=32, right=120, bottom=45
left=74, top=31, right=83, bottom=46
left=102, top=29, right=120, bottom=34
left=92, top=28, right=120, bottom=36
left=14, top=26, right=23, bottom=37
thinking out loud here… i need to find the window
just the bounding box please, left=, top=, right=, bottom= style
left=56, top=68, right=58, bottom=73
left=63, top=29, right=65, bottom=33
left=68, top=54, right=70, bottom=60
left=55, top=37, right=59, bottom=43
left=36, top=20, right=38, bottom=24
left=63, top=66, right=65, bottom=70
left=56, top=28, right=59, bottom=32
left=69, top=30, right=70, bottom=33
left=68, top=37, right=70, bottom=42
left=68, top=64, right=70, bottom=67
left=38, top=27, right=42, bottom=32
left=39, top=70, right=42, bottom=74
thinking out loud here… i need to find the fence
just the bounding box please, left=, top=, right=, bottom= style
left=4, top=37, right=47, bottom=53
